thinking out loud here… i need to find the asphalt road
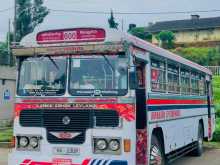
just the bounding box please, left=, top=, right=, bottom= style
left=1, top=147, right=220, bottom=165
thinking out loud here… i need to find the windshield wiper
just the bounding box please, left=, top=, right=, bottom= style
left=47, top=56, right=60, bottom=70
left=102, top=55, right=115, bottom=71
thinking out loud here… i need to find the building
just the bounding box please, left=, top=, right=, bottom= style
left=146, top=15, right=220, bottom=47
left=0, top=66, right=16, bottom=125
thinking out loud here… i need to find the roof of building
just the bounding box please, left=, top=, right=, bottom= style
left=146, top=16, right=220, bottom=33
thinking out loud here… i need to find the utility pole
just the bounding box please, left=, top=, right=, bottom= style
left=13, top=0, right=17, bottom=43
left=8, top=19, right=11, bottom=65
left=121, top=19, right=124, bottom=31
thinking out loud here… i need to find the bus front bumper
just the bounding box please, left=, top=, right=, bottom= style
left=8, top=153, right=128, bottom=165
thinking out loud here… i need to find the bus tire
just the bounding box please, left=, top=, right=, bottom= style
left=150, top=135, right=166, bottom=165
left=192, top=123, right=204, bottom=156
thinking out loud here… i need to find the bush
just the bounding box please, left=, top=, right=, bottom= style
left=213, top=118, right=220, bottom=141
left=172, top=47, right=220, bottom=66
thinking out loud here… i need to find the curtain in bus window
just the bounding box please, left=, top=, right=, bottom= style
left=151, top=59, right=166, bottom=92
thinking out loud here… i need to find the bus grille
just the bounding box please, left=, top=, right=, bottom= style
left=20, top=109, right=119, bottom=144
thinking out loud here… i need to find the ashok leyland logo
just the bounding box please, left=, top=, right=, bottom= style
left=50, top=132, right=82, bottom=139
left=62, top=116, right=71, bottom=125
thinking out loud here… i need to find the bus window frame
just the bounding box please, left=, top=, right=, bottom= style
left=68, top=54, right=129, bottom=97
left=16, top=55, right=68, bottom=97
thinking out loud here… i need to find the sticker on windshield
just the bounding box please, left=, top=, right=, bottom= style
left=73, top=59, right=81, bottom=68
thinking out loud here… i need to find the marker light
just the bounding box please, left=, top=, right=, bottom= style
left=124, top=139, right=131, bottom=152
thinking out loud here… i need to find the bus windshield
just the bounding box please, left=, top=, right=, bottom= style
left=69, top=55, right=128, bottom=96
left=18, top=56, right=67, bottom=96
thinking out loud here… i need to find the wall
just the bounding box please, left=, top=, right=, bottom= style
left=0, top=66, right=16, bottom=123
left=151, top=27, right=220, bottom=45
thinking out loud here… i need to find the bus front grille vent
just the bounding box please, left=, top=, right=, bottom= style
left=19, top=109, right=119, bottom=144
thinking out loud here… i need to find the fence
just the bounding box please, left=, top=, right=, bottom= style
left=206, top=66, right=220, bottom=76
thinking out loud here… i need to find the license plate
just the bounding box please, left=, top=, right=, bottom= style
left=52, top=158, right=72, bottom=165
left=53, top=147, right=80, bottom=155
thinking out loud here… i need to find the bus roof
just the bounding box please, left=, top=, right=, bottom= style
left=18, top=27, right=212, bottom=75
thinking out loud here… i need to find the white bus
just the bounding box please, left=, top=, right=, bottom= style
left=9, top=27, right=215, bottom=165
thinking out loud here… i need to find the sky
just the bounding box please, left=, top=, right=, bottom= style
left=1, top=0, right=220, bottom=41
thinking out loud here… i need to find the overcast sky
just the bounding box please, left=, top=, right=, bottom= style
left=1, top=0, right=220, bottom=41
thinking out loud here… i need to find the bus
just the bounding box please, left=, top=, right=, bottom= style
left=9, top=27, right=215, bottom=165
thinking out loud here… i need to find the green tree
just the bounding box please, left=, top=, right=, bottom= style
left=108, top=10, right=119, bottom=29
left=156, top=31, right=175, bottom=49
left=15, top=0, right=49, bottom=42
left=128, top=27, right=152, bottom=42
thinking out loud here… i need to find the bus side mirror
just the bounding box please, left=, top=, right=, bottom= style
left=129, top=71, right=138, bottom=89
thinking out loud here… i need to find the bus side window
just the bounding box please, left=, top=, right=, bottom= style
left=180, top=69, right=190, bottom=95
left=191, top=72, right=200, bottom=95
left=151, top=59, right=166, bottom=92
left=167, top=64, right=180, bottom=93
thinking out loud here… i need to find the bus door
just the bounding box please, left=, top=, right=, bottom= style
left=206, top=79, right=212, bottom=139
left=135, top=60, right=148, bottom=165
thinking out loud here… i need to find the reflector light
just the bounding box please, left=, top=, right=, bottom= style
left=36, top=28, right=106, bottom=44
left=124, top=139, right=131, bottom=152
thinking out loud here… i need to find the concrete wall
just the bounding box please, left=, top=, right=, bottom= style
left=152, top=27, right=220, bottom=45
left=0, top=66, right=16, bottom=122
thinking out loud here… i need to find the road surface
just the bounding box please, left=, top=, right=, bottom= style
left=1, top=147, right=220, bottom=165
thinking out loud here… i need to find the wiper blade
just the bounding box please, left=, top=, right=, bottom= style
left=102, top=55, right=114, bottom=71
left=47, top=56, right=60, bottom=70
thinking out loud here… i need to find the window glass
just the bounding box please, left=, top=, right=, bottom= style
left=167, top=64, right=180, bottom=93
left=151, top=59, right=166, bottom=92
left=191, top=72, right=200, bottom=95
left=18, top=56, right=67, bottom=96
left=199, top=75, right=206, bottom=95
left=181, top=69, right=190, bottom=95
left=69, top=55, right=128, bottom=96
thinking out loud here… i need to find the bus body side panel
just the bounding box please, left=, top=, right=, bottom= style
left=147, top=94, right=210, bottom=155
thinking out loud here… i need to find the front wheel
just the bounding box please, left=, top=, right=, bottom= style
left=150, top=135, right=166, bottom=165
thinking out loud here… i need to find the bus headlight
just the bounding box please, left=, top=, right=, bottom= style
left=30, top=137, right=39, bottom=148
left=96, top=139, right=108, bottom=150
left=109, top=139, right=120, bottom=151
left=17, top=135, right=41, bottom=151
left=19, top=137, right=29, bottom=148
left=93, top=137, right=121, bottom=155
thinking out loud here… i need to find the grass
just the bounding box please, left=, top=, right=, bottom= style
left=0, top=128, right=13, bottom=142
left=213, top=76, right=220, bottom=142
left=204, top=141, right=220, bottom=149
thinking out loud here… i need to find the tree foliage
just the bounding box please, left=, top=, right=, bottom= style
left=16, top=0, right=49, bottom=42
left=156, top=31, right=175, bottom=48
left=108, top=10, right=118, bottom=29
left=173, top=47, right=220, bottom=66
left=128, top=27, right=152, bottom=42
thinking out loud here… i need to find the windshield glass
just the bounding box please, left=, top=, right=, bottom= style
left=69, top=55, right=128, bottom=96
left=18, top=56, right=67, bottom=96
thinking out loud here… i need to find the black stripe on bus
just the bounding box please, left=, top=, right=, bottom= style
left=147, top=104, right=209, bottom=111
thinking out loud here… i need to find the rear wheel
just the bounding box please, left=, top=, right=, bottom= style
left=150, top=135, right=166, bottom=165
left=192, top=123, right=204, bottom=156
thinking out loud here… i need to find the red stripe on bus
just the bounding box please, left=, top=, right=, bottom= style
left=22, top=98, right=68, bottom=103
left=147, top=99, right=207, bottom=105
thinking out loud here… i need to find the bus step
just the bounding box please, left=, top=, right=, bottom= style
left=166, top=142, right=197, bottom=163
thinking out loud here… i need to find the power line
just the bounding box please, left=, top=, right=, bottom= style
left=0, top=7, right=13, bottom=13
left=49, top=8, right=220, bottom=15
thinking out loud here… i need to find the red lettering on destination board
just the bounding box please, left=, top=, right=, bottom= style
left=37, top=28, right=106, bottom=44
